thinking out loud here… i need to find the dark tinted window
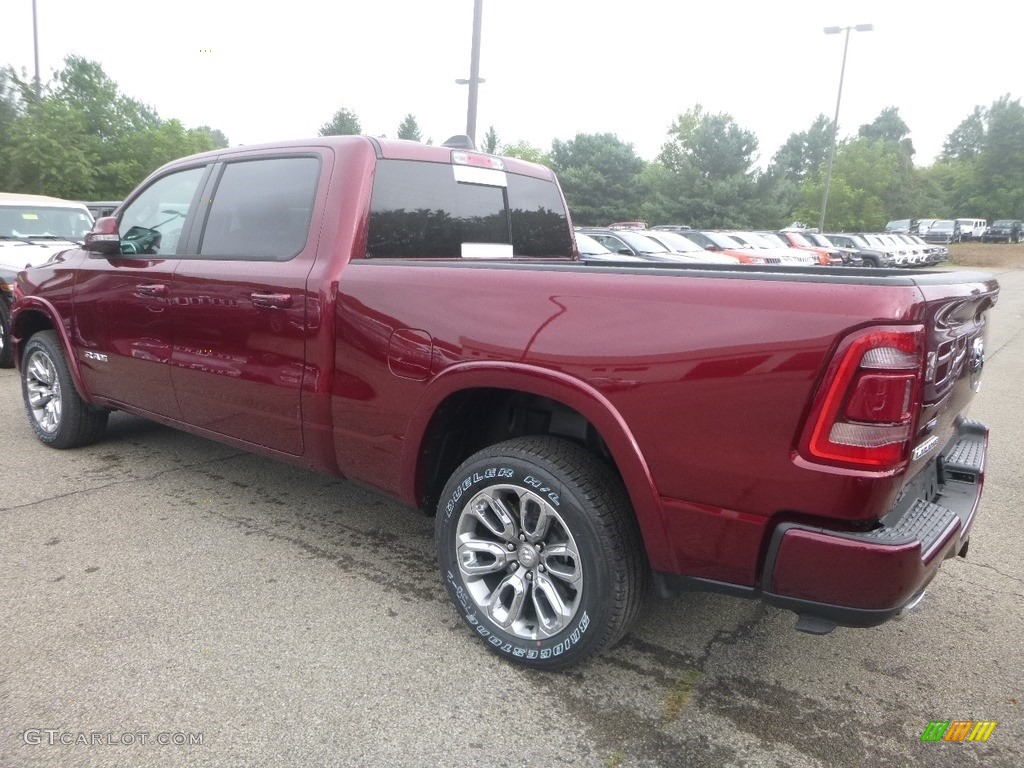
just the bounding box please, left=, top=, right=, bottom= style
left=367, top=159, right=571, bottom=259
left=198, top=156, right=320, bottom=261
left=506, top=173, right=573, bottom=257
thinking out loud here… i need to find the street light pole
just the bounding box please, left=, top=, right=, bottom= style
left=32, top=0, right=42, bottom=103
left=455, top=0, right=485, bottom=147
left=818, top=23, right=872, bottom=233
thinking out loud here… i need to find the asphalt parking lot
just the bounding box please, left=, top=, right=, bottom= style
left=1, top=266, right=1022, bottom=768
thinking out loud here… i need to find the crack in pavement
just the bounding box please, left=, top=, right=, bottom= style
left=953, top=558, right=1024, bottom=590
left=0, top=451, right=249, bottom=513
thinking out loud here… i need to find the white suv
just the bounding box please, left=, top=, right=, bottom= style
left=955, top=218, right=987, bottom=242
left=0, top=193, right=95, bottom=368
left=0, top=193, right=94, bottom=271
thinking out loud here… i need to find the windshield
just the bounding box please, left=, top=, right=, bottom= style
left=932, top=221, right=955, bottom=231
left=618, top=231, right=669, bottom=253
left=646, top=231, right=703, bottom=252
left=808, top=233, right=835, bottom=247
left=704, top=232, right=745, bottom=249
left=785, top=232, right=812, bottom=247
left=759, top=233, right=788, bottom=248
left=575, top=233, right=611, bottom=255
left=0, top=205, right=93, bottom=240
left=992, top=220, right=1013, bottom=227
left=846, top=235, right=869, bottom=248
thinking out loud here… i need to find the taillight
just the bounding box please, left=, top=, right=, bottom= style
left=800, top=325, right=925, bottom=470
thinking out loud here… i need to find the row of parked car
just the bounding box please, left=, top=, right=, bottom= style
left=577, top=224, right=950, bottom=269
left=886, top=218, right=1023, bottom=244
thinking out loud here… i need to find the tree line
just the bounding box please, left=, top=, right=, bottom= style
left=3, top=56, right=1022, bottom=232
left=322, top=98, right=1024, bottom=232
left=1, top=57, right=229, bottom=201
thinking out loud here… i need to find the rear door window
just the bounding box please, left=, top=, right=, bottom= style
left=197, top=156, right=321, bottom=261
left=366, top=159, right=572, bottom=259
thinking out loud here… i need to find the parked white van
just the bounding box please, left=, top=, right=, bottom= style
left=955, top=218, right=987, bottom=241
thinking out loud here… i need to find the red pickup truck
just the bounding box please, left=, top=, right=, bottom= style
left=10, top=137, right=998, bottom=669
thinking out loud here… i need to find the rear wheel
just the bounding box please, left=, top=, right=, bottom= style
left=22, top=331, right=108, bottom=448
left=437, top=436, right=647, bottom=669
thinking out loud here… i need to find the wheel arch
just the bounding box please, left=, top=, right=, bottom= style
left=12, top=298, right=94, bottom=404
left=403, top=362, right=675, bottom=572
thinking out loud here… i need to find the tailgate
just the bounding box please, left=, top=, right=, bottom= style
left=910, top=273, right=999, bottom=472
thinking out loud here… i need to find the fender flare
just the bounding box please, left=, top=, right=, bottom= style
left=12, top=296, right=96, bottom=405
left=401, top=361, right=677, bottom=572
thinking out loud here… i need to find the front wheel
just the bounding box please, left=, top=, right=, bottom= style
left=0, top=300, right=12, bottom=368
left=437, top=436, right=648, bottom=670
left=21, top=331, right=108, bottom=448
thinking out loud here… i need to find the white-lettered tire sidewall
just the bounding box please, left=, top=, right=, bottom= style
left=22, top=334, right=65, bottom=445
left=437, top=449, right=614, bottom=669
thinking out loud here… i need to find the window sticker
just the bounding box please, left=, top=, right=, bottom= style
left=461, top=242, right=514, bottom=259
left=452, top=165, right=508, bottom=188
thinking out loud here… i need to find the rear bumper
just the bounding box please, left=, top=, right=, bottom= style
left=761, top=418, right=987, bottom=631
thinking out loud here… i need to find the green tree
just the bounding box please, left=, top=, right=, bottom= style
left=549, top=133, right=645, bottom=225
left=761, top=115, right=834, bottom=225
left=396, top=113, right=422, bottom=141
left=483, top=125, right=499, bottom=154
left=319, top=106, right=361, bottom=136
left=768, top=115, right=833, bottom=184
left=0, top=56, right=227, bottom=198
left=654, top=105, right=760, bottom=227
left=794, top=137, right=901, bottom=231
left=977, top=95, right=1024, bottom=218
left=941, top=107, right=986, bottom=162
left=853, top=107, right=915, bottom=216
left=3, top=98, right=97, bottom=197
left=0, top=68, right=22, bottom=185
left=195, top=125, right=230, bottom=148
left=499, top=140, right=548, bottom=165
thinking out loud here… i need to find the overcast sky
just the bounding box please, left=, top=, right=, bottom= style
left=6, top=0, right=1022, bottom=168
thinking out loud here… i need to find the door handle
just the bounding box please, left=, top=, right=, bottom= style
left=250, top=292, right=293, bottom=308
left=136, top=283, right=168, bottom=297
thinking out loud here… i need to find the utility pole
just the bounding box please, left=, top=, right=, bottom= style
left=455, top=0, right=485, bottom=147
left=32, top=0, right=42, bottom=102
left=818, top=23, right=873, bottom=232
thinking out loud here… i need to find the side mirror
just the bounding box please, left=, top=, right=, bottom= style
left=617, top=248, right=633, bottom=256
left=83, top=216, right=120, bottom=255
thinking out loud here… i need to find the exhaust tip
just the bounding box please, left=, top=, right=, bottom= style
left=896, top=589, right=927, bottom=619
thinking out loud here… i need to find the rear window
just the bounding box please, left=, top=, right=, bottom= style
left=366, top=159, right=572, bottom=259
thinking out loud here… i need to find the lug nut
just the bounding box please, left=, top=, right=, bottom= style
left=525, top=572, right=533, bottom=581
left=519, top=533, right=526, bottom=541
left=506, top=543, right=516, bottom=551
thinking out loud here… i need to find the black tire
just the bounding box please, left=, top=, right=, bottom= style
left=0, top=300, right=12, bottom=369
left=437, top=436, right=648, bottom=670
left=863, top=255, right=880, bottom=268
left=21, top=330, right=108, bottom=448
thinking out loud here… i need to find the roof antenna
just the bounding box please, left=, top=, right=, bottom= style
left=442, top=134, right=476, bottom=150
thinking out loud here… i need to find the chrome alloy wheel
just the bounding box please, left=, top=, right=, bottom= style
left=455, top=484, right=583, bottom=640
left=25, top=349, right=62, bottom=433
